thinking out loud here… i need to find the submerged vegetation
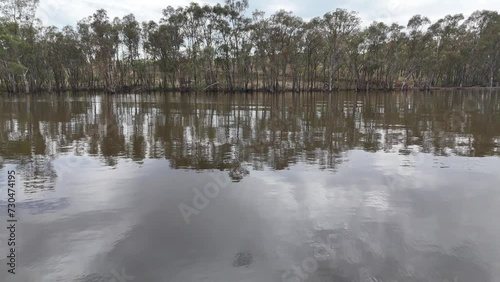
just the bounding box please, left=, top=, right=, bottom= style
left=0, top=0, right=499, bottom=93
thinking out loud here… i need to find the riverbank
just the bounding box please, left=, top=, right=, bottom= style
left=2, top=86, right=500, bottom=95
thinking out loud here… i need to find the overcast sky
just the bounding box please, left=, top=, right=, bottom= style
left=37, top=0, right=500, bottom=28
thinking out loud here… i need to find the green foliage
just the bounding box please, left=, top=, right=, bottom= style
left=0, top=0, right=498, bottom=93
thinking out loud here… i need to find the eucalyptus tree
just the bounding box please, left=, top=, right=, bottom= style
left=121, top=14, right=140, bottom=61
left=201, top=4, right=222, bottom=89
left=141, top=20, right=160, bottom=88
left=268, top=10, right=303, bottom=92
left=89, top=9, right=118, bottom=90
left=120, top=14, right=141, bottom=87
left=213, top=4, right=237, bottom=90
left=44, top=26, right=65, bottom=91
left=358, top=22, right=389, bottom=90
left=224, top=0, right=250, bottom=90
left=383, top=23, right=406, bottom=89
left=235, top=18, right=253, bottom=91
left=182, top=3, right=205, bottom=88
left=345, top=30, right=366, bottom=91
left=321, top=9, right=360, bottom=91
left=0, top=21, right=27, bottom=92
left=156, top=6, right=184, bottom=89
left=77, top=17, right=95, bottom=89
left=450, top=10, right=500, bottom=87
left=0, top=0, right=499, bottom=93
left=0, top=0, right=39, bottom=25
left=250, top=10, right=270, bottom=90
left=202, top=0, right=252, bottom=91
left=427, top=14, right=465, bottom=86
left=402, top=15, right=431, bottom=89
left=469, top=11, right=500, bottom=87
left=302, top=17, right=324, bottom=90
left=61, top=25, right=86, bottom=91
left=0, top=0, right=39, bottom=92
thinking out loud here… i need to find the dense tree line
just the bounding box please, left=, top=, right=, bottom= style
left=0, top=0, right=499, bottom=93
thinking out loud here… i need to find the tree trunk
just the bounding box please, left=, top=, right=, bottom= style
left=491, top=66, right=494, bottom=88
left=329, top=55, right=334, bottom=92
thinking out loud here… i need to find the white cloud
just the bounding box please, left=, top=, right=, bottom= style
left=366, top=0, right=500, bottom=26
left=37, top=0, right=213, bottom=26
left=37, top=0, right=500, bottom=27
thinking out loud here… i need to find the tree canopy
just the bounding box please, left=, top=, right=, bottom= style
left=0, top=0, right=498, bottom=93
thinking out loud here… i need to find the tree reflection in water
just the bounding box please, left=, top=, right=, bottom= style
left=0, top=91, right=499, bottom=281
left=0, top=91, right=499, bottom=191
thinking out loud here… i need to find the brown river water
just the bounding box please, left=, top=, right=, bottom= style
left=0, top=91, right=499, bottom=282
